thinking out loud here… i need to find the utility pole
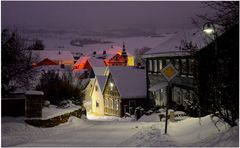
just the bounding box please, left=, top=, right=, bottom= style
left=165, top=82, right=172, bottom=134
left=161, top=63, right=178, bottom=135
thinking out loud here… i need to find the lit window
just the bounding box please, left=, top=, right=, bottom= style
left=116, top=100, right=119, bottom=110
left=111, top=99, right=114, bottom=109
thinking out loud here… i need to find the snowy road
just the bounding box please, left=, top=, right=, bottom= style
left=3, top=115, right=238, bottom=147
left=16, top=121, right=157, bottom=147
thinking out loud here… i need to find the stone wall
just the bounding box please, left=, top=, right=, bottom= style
left=25, top=108, right=84, bottom=128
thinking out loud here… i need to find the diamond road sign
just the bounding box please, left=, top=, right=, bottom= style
left=161, top=63, right=178, bottom=82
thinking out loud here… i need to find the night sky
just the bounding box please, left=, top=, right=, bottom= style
left=2, top=1, right=215, bottom=30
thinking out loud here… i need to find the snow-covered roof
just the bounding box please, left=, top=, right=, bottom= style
left=93, top=67, right=107, bottom=76
left=88, top=58, right=106, bottom=67
left=87, top=47, right=133, bottom=59
left=96, top=75, right=107, bottom=93
left=109, top=66, right=146, bottom=99
left=144, top=29, right=210, bottom=58
left=32, top=50, right=74, bottom=62
left=74, top=56, right=105, bottom=68
left=74, top=56, right=89, bottom=66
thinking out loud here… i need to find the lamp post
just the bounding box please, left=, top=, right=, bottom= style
left=203, top=22, right=219, bottom=112
left=203, top=22, right=218, bottom=56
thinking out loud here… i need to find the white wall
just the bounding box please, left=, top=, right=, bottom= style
left=91, top=80, right=105, bottom=115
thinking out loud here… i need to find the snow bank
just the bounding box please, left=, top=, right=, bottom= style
left=138, top=113, right=160, bottom=122
left=2, top=116, right=90, bottom=147
left=168, top=115, right=230, bottom=144
left=40, top=104, right=82, bottom=119
left=86, top=112, right=135, bottom=121
left=191, top=125, right=239, bottom=147
left=122, top=115, right=238, bottom=147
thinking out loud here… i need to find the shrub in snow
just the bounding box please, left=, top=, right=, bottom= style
left=124, top=113, right=131, bottom=118
left=57, top=100, right=71, bottom=109
left=36, top=71, right=83, bottom=106
left=145, top=110, right=153, bottom=115
left=44, top=100, right=50, bottom=107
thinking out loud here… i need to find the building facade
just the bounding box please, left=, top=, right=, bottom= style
left=143, top=29, right=209, bottom=110
left=145, top=54, right=195, bottom=110
left=103, top=67, right=146, bottom=117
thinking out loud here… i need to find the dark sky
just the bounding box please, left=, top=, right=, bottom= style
left=2, top=1, right=214, bottom=30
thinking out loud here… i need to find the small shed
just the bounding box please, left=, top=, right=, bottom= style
left=25, top=91, right=44, bottom=118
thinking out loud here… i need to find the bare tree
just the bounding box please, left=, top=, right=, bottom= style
left=195, top=1, right=239, bottom=31
left=1, top=29, right=37, bottom=96
left=134, top=47, right=151, bottom=67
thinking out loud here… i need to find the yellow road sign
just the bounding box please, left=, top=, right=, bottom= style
left=161, top=63, right=178, bottom=81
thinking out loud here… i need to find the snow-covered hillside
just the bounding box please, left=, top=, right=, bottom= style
left=24, top=31, right=174, bottom=55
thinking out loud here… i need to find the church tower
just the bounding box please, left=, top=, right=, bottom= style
left=121, top=42, right=128, bottom=59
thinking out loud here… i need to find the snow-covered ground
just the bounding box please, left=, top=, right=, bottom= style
left=2, top=114, right=238, bottom=147
left=122, top=114, right=238, bottom=147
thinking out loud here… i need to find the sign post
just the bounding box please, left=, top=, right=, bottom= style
left=161, top=63, right=178, bottom=134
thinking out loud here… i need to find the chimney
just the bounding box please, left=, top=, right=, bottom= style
left=103, top=50, right=106, bottom=55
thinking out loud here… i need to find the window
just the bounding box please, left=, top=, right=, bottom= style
left=116, top=100, right=119, bottom=110
left=105, top=99, right=108, bottom=107
left=166, top=59, right=170, bottom=65
left=95, top=85, right=98, bottom=91
left=175, top=59, right=180, bottom=70
left=162, top=60, right=166, bottom=68
left=154, top=59, right=157, bottom=72
left=111, top=99, right=114, bottom=109
left=170, top=59, right=175, bottom=65
left=189, top=59, right=194, bottom=77
left=181, top=59, right=187, bottom=76
left=148, top=60, right=152, bottom=71
left=96, top=101, right=99, bottom=107
left=159, top=60, right=162, bottom=70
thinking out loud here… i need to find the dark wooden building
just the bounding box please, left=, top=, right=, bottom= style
left=143, top=29, right=208, bottom=110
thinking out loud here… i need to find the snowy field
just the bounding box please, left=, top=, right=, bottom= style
left=25, top=32, right=174, bottom=55
left=2, top=114, right=238, bottom=147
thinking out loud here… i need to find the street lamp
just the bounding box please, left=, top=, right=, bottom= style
left=203, top=22, right=219, bottom=112
left=203, top=22, right=218, bottom=55
left=203, top=22, right=215, bottom=35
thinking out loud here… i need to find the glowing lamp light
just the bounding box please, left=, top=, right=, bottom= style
left=203, top=22, right=215, bottom=35
left=110, top=82, right=114, bottom=91
left=110, top=82, right=114, bottom=87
